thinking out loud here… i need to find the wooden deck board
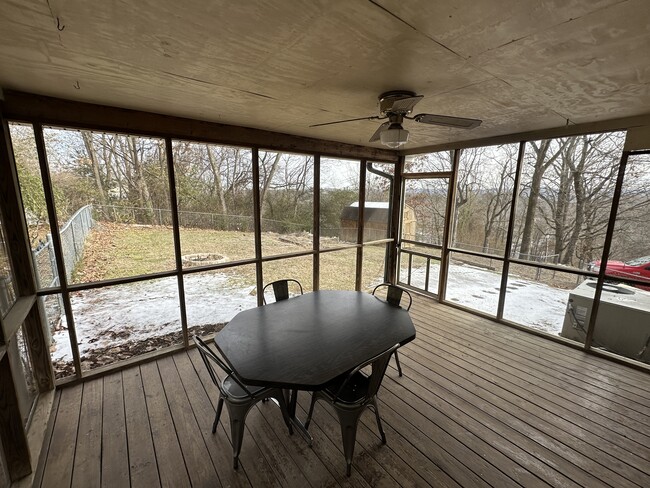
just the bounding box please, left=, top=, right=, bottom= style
left=122, top=366, right=160, bottom=488
left=36, top=297, right=650, bottom=487
left=40, top=384, right=82, bottom=488
left=100, top=371, right=129, bottom=488
left=71, top=380, right=103, bottom=488
left=139, top=361, right=192, bottom=488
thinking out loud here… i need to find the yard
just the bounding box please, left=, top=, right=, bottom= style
left=49, top=222, right=577, bottom=377
left=49, top=223, right=388, bottom=376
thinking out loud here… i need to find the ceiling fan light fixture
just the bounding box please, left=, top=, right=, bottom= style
left=380, top=125, right=409, bottom=148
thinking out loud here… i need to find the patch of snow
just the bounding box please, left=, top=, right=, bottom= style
left=402, top=262, right=569, bottom=335
left=51, top=273, right=257, bottom=363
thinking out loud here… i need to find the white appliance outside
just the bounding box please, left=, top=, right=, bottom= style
left=561, top=280, right=650, bottom=362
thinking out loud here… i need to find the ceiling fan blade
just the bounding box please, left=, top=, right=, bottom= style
left=413, top=113, right=482, bottom=129
left=385, top=95, right=423, bottom=114
left=310, top=116, right=380, bottom=128
left=369, top=121, right=391, bottom=142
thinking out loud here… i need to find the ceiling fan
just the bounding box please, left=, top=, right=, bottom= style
left=310, top=90, right=482, bottom=148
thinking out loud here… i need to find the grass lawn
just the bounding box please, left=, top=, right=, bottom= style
left=73, top=222, right=388, bottom=291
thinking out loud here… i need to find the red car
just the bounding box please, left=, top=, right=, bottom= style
left=589, top=256, right=650, bottom=289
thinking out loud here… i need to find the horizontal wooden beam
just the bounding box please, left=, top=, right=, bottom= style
left=1, top=90, right=399, bottom=163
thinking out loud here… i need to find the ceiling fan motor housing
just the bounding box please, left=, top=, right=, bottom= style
left=378, top=90, right=419, bottom=115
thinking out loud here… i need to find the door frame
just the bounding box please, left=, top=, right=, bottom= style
left=397, top=157, right=457, bottom=297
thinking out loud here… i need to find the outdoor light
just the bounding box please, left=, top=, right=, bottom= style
left=380, top=124, right=409, bottom=148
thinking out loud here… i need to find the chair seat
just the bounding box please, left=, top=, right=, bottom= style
left=323, top=371, right=370, bottom=404
left=223, top=375, right=266, bottom=400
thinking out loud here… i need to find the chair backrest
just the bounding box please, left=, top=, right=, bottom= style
left=262, top=279, right=304, bottom=304
left=192, top=335, right=252, bottom=398
left=332, top=343, right=400, bottom=403
left=372, top=283, right=412, bottom=311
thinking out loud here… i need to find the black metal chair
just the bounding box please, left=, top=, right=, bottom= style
left=371, top=283, right=412, bottom=377
left=193, top=335, right=294, bottom=469
left=304, top=343, right=399, bottom=476
left=262, top=279, right=304, bottom=304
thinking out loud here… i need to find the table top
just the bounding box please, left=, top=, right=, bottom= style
left=214, top=290, right=416, bottom=390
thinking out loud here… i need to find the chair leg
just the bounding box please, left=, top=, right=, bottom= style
left=227, top=403, right=253, bottom=470
left=393, top=350, right=403, bottom=377
left=335, top=409, right=362, bottom=477
left=213, top=397, right=224, bottom=434
left=304, top=393, right=319, bottom=430
left=370, top=399, right=386, bottom=444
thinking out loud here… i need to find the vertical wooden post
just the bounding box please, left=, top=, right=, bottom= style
left=438, top=150, right=460, bottom=301
left=584, top=151, right=629, bottom=350
left=312, top=155, right=320, bottom=291
left=252, top=148, right=264, bottom=305
left=164, top=137, right=189, bottom=347
left=33, top=123, right=82, bottom=378
left=355, top=160, right=367, bottom=291
left=0, top=354, right=31, bottom=481
left=496, top=141, right=526, bottom=320
left=386, top=156, right=403, bottom=284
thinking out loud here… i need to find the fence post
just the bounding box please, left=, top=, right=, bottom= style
left=47, top=234, right=57, bottom=286
left=70, top=217, right=77, bottom=260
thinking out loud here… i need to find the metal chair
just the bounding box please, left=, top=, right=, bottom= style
left=371, top=283, right=412, bottom=377
left=304, top=344, right=399, bottom=476
left=262, top=279, right=304, bottom=304
left=193, top=336, right=294, bottom=469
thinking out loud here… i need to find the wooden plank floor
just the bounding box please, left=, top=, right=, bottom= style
left=35, top=297, right=650, bottom=487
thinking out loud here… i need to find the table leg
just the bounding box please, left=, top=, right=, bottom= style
left=288, top=389, right=313, bottom=446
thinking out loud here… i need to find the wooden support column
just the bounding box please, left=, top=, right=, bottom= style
left=355, top=160, right=367, bottom=291
left=387, top=157, right=404, bottom=284
left=0, top=353, right=31, bottom=481
left=313, top=155, right=320, bottom=291
left=252, top=148, right=264, bottom=305
left=164, top=137, right=188, bottom=347
left=438, top=150, right=460, bottom=301
left=497, top=141, right=526, bottom=320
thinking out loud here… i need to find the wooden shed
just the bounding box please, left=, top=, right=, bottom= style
left=339, top=202, right=416, bottom=242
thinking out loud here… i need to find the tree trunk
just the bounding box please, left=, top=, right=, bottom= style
left=206, top=144, right=228, bottom=215
left=82, top=132, right=107, bottom=207
left=259, top=152, right=281, bottom=215
left=127, top=136, right=154, bottom=223
left=518, top=139, right=564, bottom=258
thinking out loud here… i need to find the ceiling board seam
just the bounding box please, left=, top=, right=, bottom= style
left=367, top=0, right=466, bottom=60
left=161, top=71, right=278, bottom=101
left=476, top=0, right=630, bottom=56
left=367, top=0, right=558, bottom=121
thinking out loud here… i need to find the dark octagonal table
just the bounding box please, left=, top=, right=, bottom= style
left=214, top=290, right=416, bottom=443
left=215, top=290, right=416, bottom=390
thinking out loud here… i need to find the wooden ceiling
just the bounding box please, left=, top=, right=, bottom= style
left=1, top=0, right=649, bottom=151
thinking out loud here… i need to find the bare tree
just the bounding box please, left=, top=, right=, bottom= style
left=481, top=145, right=517, bottom=253
left=518, top=139, right=566, bottom=259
